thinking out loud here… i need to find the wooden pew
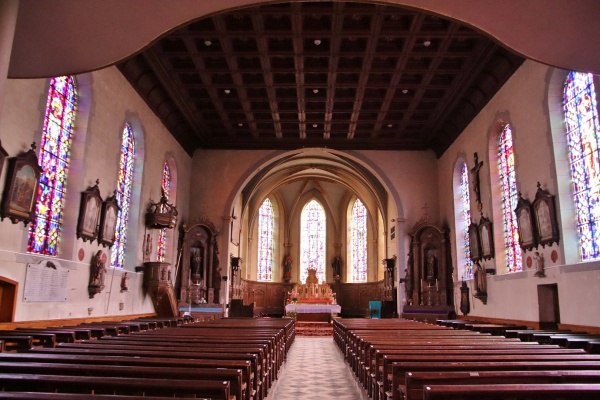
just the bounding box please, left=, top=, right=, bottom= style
left=0, top=394, right=184, bottom=399
left=0, top=335, right=33, bottom=351
left=0, top=361, right=245, bottom=400
left=403, top=370, right=600, bottom=400
left=0, top=373, right=232, bottom=399
left=0, top=331, right=55, bottom=348
left=423, top=383, right=600, bottom=400
left=28, top=347, right=258, bottom=400
left=390, top=360, right=600, bottom=400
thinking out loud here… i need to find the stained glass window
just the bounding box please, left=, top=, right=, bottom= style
left=27, top=76, right=77, bottom=256
left=460, top=162, right=474, bottom=278
left=563, top=72, right=600, bottom=261
left=110, top=123, right=135, bottom=269
left=156, top=161, right=171, bottom=262
left=257, top=198, right=274, bottom=281
left=498, top=124, right=522, bottom=272
left=300, top=200, right=326, bottom=283
left=350, top=198, right=368, bottom=282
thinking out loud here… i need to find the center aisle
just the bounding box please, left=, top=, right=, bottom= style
left=266, top=337, right=367, bottom=400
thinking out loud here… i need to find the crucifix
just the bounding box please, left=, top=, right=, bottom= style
left=470, top=152, right=484, bottom=210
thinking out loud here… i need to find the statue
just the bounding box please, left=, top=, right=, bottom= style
left=331, top=256, right=341, bottom=278
left=534, top=252, right=545, bottom=277
left=191, top=249, right=201, bottom=276
left=143, top=233, right=152, bottom=262
left=283, top=254, right=292, bottom=282
left=120, top=272, right=129, bottom=291
left=88, top=250, right=106, bottom=298
left=426, top=252, right=437, bottom=281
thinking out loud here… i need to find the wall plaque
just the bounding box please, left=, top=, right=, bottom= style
left=23, top=260, right=69, bottom=302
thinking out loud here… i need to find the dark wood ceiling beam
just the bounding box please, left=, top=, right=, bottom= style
left=212, top=16, right=259, bottom=138
left=397, top=23, right=458, bottom=138
left=372, top=14, right=424, bottom=137
left=179, top=36, right=235, bottom=137
left=347, top=7, right=385, bottom=140
left=142, top=47, right=211, bottom=143
left=291, top=4, right=306, bottom=139
left=252, top=13, right=282, bottom=139
left=324, top=2, right=345, bottom=140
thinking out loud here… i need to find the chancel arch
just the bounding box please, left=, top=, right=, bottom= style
left=226, top=148, right=403, bottom=316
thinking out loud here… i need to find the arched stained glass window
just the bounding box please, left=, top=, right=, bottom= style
left=300, top=200, right=326, bottom=283
left=257, top=198, right=274, bottom=281
left=498, top=124, right=522, bottom=272
left=156, top=161, right=171, bottom=262
left=28, top=76, right=77, bottom=256
left=563, top=71, right=600, bottom=261
left=350, top=198, right=368, bottom=282
left=459, top=162, right=474, bottom=278
left=111, top=123, right=135, bottom=269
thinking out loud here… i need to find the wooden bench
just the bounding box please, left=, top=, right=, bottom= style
left=0, top=361, right=245, bottom=400
left=0, top=393, right=185, bottom=399
left=403, top=370, right=600, bottom=400
left=423, top=383, right=600, bottom=400
left=0, top=335, right=33, bottom=351
left=390, top=360, right=600, bottom=400
left=0, top=372, right=232, bottom=399
left=0, top=331, right=55, bottom=348
left=29, top=347, right=259, bottom=400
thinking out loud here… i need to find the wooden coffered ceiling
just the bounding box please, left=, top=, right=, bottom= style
left=117, top=2, right=524, bottom=156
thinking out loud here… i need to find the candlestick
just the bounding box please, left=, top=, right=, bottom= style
left=436, top=278, right=438, bottom=291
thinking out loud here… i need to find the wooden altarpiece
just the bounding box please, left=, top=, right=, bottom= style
left=178, top=216, right=223, bottom=312
left=402, top=216, right=455, bottom=322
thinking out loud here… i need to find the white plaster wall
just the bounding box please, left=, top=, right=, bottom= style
left=0, top=66, right=191, bottom=322
left=439, top=60, right=600, bottom=327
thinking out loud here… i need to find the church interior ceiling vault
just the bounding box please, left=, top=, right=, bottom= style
left=11, top=1, right=599, bottom=158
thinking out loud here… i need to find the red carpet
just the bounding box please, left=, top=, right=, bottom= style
left=295, top=321, right=333, bottom=336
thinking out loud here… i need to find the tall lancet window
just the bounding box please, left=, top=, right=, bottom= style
left=156, top=161, right=171, bottom=262
left=300, top=200, right=326, bottom=283
left=498, top=124, right=522, bottom=272
left=257, top=198, right=274, bottom=281
left=563, top=71, right=600, bottom=261
left=460, top=162, right=474, bottom=278
left=111, top=123, right=135, bottom=269
left=350, top=198, right=368, bottom=282
left=28, top=76, right=77, bottom=256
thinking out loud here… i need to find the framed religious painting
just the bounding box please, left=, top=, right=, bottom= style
left=479, top=214, right=495, bottom=261
left=0, top=144, right=42, bottom=225
left=98, top=191, right=120, bottom=248
left=468, top=221, right=481, bottom=262
left=514, top=192, right=537, bottom=251
left=76, top=180, right=102, bottom=242
left=532, top=182, right=560, bottom=248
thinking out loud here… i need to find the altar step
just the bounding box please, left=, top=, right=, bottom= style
left=295, top=321, right=333, bottom=337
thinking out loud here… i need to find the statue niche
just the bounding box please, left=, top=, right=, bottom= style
left=402, top=215, right=454, bottom=321
left=179, top=218, right=220, bottom=308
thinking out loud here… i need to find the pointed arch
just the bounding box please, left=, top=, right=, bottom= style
left=350, top=198, right=368, bottom=282
left=257, top=198, right=275, bottom=281
left=562, top=71, right=600, bottom=261
left=300, top=199, right=326, bottom=283
left=28, top=75, right=77, bottom=256
left=497, top=123, right=522, bottom=272
left=453, top=157, right=473, bottom=279
left=111, top=122, right=135, bottom=269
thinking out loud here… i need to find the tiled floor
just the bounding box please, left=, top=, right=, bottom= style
left=266, top=337, right=368, bottom=400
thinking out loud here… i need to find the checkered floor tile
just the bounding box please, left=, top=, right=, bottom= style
left=266, top=337, right=367, bottom=400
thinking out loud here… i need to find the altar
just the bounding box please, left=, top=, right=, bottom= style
left=285, top=303, right=341, bottom=322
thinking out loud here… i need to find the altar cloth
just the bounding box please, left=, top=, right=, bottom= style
left=285, top=303, right=341, bottom=314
